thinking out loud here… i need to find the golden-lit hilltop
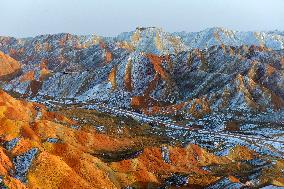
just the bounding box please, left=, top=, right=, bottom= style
left=0, top=90, right=283, bottom=188
left=0, top=51, right=21, bottom=80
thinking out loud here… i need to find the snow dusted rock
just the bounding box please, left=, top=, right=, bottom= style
left=3, top=138, right=20, bottom=151
left=175, top=27, right=284, bottom=50
left=13, top=148, right=38, bottom=182
left=206, top=177, right=243, bottom=189
left=115, top=27, right=188, bottom=55
left=0, top=27, right=283, bottom=118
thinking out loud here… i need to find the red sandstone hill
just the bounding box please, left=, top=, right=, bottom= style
left=0, top=51, right=21, bottom=80
left=0, top=90, right=283, bottom=188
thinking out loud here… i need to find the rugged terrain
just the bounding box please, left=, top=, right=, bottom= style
left=0, top=27, right=283, bottom=111
left=0, top=90, right=283, bottom=188
left=0, top=27, right=283, bottom=188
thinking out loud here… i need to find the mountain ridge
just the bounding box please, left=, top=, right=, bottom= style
left=1, top=26, right=284, bottom=53
left=2, top=26, right=284, bottom=40
left=0, top=27, right=284, bottom=188
left=0, top=27, right=283, bottom=126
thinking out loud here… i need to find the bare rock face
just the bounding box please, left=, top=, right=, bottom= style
left=0, top=51, right=21, bottom=80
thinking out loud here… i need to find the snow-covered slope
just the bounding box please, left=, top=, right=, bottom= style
left=0, top=27, right=283, bottom=113
left=114, top=27, right=188, bottom=54
left=174, top=27, right=284, bottom=50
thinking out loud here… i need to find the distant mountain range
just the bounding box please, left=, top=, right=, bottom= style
left=0, top=27, right=283, bottom=115
left=1, top=27, right=284, bottom=54
left=0, top=27, right=284, bottom=188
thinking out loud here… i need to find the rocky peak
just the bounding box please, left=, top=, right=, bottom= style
left=123, top=26, right=188, bottom=55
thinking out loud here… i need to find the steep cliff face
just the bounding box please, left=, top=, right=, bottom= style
left=0, top=91, right=282, bottom=188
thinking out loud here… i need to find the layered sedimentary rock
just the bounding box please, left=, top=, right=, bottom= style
left=0, top=51, right=21, bottom=80
left=0, top=91, right=283, bottom=188
left=0, top=28, right=283, bottom=114
left=0, top=27, right=283, bottom=188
